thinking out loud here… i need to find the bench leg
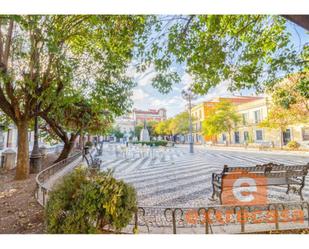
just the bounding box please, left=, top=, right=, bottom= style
left=219, top=191, right=223, bottom=204
left=299, top=177, right=306, bottom=201
left=286, top=184, right=290, bottom=194
left=299, top=185, right=304, bottom=201
left=209, top=174, right=217, bottom=201
left=209, top=184, right=216, bottom=201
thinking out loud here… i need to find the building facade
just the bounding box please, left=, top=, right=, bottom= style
left=132, top=108, right=167, bottom=124
left=112, top=108, right=167, bottom=141
left=216, top=97, right=309, bottom=148
left=0, top=124, right=18, bottom=151
left=191, top=96, right=262, bottom=144
left=114, top=115, right=135, bottom=139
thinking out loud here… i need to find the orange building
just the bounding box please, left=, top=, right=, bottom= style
left=191, top=96, right=263, bottom=144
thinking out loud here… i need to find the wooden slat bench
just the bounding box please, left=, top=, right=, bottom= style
left=210, top=162, right=309, bottom=204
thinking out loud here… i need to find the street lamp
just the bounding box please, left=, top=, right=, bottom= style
left=30, top=104, right=42, bottom=173
left=182, top=87, right=196, bottom=153
left=30, top=37, right=43, bottom=173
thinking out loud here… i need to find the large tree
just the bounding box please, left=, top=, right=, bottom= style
left=202, top=100, right=240, bottom=144
left=41, top=95, right=113, bottom=162
left=259, top=107, right=302, bottom=149
left=0, top=15, right=146, bottom=179
left=260, top=74, right=309, bottom=148
left=154, top=112, right=191, bottom=141
left=138, top=15, right=306, bottom=94
left=270, top=73, right=309, bottom=115
left=154, top=120, right=170, bottom=136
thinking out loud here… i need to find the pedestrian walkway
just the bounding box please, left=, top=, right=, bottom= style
left=98, top=144, right=309, bottom=207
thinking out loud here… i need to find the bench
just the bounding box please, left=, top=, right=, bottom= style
left=83, top=149, right=101, bottom=169
left=210, top=162, right=309, bottom=204
left=258, top=141, right=273, bottom=151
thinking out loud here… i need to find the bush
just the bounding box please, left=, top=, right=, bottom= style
left=85, top=141, right=93, bottom=147
left=287, top=141, right=301, bottom=150
left=45, top=167, right=137, bottom=234
left=131, top=140, right=168, bottom=147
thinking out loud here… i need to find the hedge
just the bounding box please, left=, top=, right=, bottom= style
left=45, top=167, right=137, bottom=234
left=131, top=140, right=168, bottom=147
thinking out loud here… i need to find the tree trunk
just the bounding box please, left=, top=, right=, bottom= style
left=55, top=135, right=76, bottom=163
left=228, top=130, right=232, bottom=146
left=15, top=121, right=30, bottom=180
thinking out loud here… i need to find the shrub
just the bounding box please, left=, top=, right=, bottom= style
left=131, top=140, right=168, bottom=147
left=85, top=141, right=93, bottom=147
left=287, top=141, right=301, bottom=150
left=45, top=167, right=137, bottom=234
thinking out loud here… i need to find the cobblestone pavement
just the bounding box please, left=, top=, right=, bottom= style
left=99, top=145, right=309, bottom=207
left=98, top=145, right=309, bottom=233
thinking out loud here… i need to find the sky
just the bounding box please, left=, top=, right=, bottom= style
left=131, top=19, right=309, bottom=118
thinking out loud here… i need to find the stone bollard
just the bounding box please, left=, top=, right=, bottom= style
left=1, top=148, right=16, bottom=170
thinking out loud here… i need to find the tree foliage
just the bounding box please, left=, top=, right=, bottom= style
left=202, top=100, right=240, bottom=143
left=41, top=93, right=113, bottom=162
left=154, top=120, right=171, bottom=136
left=0, top=15, right=146, bottom=179
left=46, top=167, right=137, bottom=234
left=109, top=126, right=124, bottom=140
left=270, top=73, right=309, bottom=116
left=260, top=73, right=309, bottom=148
left=154, top=112, right=191, bottom=136
left=138, top=15, right=305, bottom=94
left=133, top=120, right=158, bottom=139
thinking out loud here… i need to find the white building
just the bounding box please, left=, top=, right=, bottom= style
left=114, top=115, right=135, bottom=139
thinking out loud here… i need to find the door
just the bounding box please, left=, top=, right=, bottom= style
left=244, top=131, right=249, bottom=142
left=234, top=131, right=240, bottom=144
left=283, top=129, right=291, bottom=145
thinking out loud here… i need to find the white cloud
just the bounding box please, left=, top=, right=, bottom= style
left=134, top=64, right=156, bottom=86
left=132, top=88, right=149, bottom=101
left=181, top=72, right=193, bottom=88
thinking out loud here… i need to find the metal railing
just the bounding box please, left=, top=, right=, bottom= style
left=131, top=201, right=309, bottom=234
left=35, top=151, right=82, bottom=206
left=45, top=144, right=64, bottom=154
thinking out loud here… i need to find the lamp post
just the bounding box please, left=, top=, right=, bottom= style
left=97, top=110, right=110, bottom=156
left=30, top=36, right=43, bottom=173
left=30, top=104, right=42, bottom=173
left=182, top=87, right=195, bottom=153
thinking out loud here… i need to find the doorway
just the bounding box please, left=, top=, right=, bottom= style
left=283, top=129, right=291, bottom=145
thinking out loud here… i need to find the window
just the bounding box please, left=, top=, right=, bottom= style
left=302, top=128, right=309, bottom=141
left=244, top=131, right=249, bottom=141
left=199, top=110, right=202, bottom=119
left=255, top=130, right=263, bottom=141
left=196, top=122, right=200, bottom=131
left=283, top=129, right=291, bottom=145
left=234, top=131, right=240, bottom=143
left=254, top=110, right=261, bottom=124
left=242, top=113, right=249, bottom=125
left=222, top=134, right=226, bottom=141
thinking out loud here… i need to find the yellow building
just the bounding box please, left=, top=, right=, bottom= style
left=191, top=101, right=216, bottom=143
left=191, top=96, right=262, bottom=144
left=216, top=97, right=309, bottom=148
